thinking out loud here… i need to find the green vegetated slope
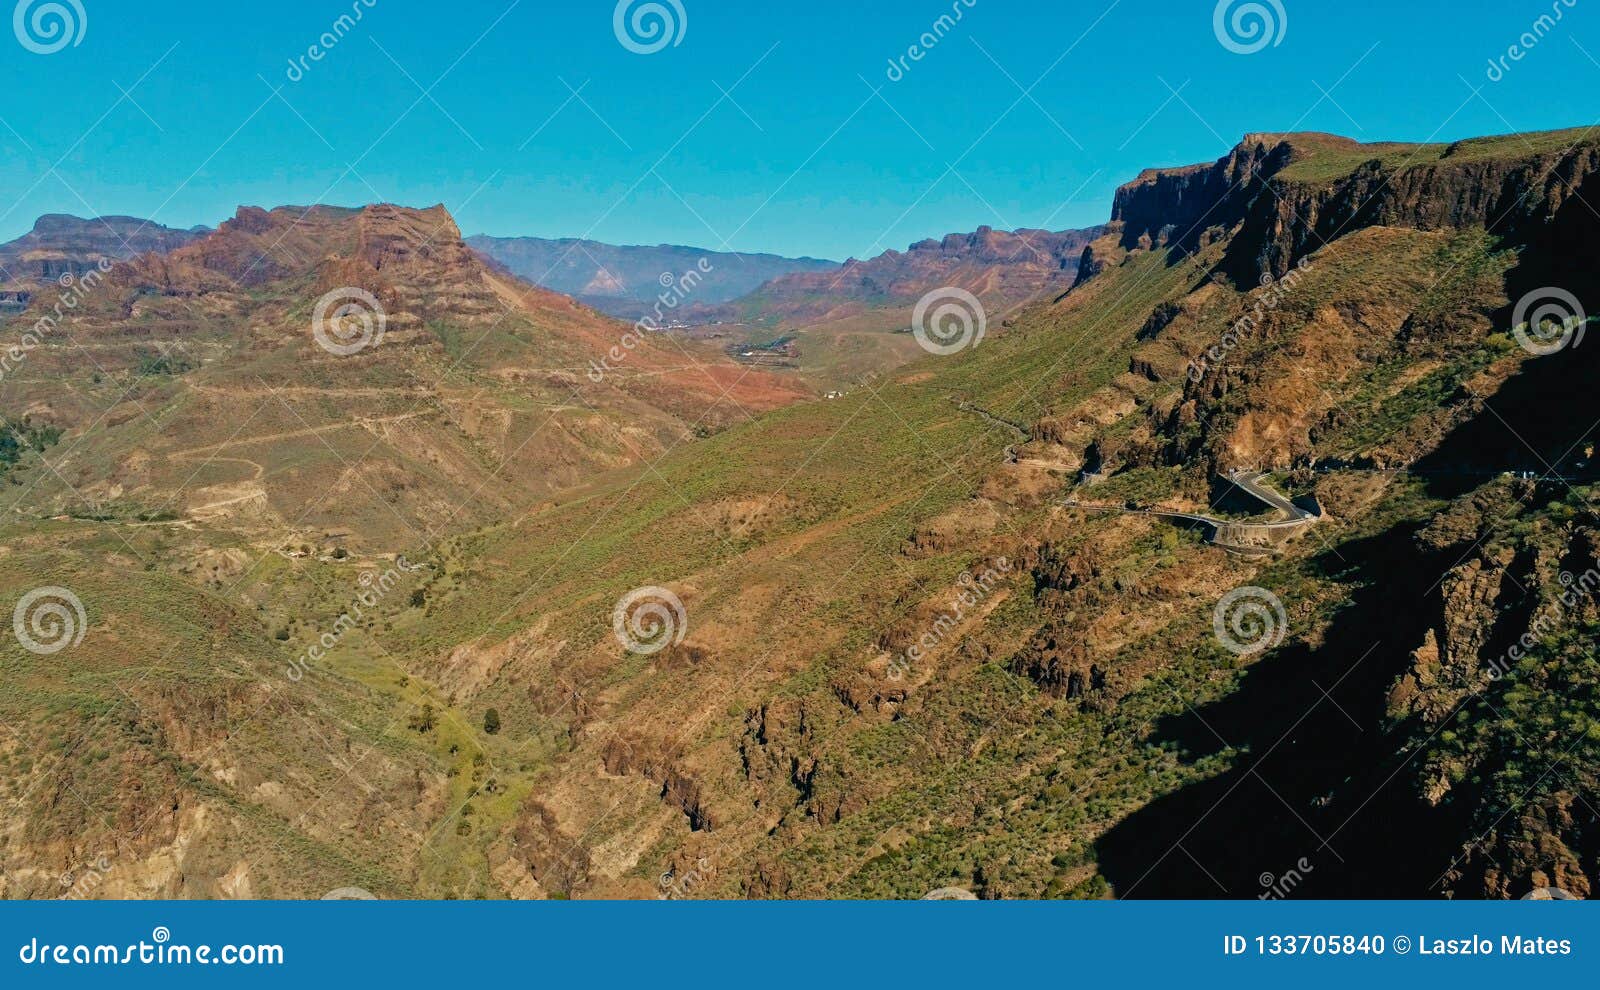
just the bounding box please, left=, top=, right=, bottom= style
left=2, top=127, right=1598, bottom=899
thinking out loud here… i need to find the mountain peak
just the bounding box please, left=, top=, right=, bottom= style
left=0, top=213, right=207, bottom=286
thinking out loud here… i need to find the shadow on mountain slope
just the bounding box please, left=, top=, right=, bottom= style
left=1098, top=278, right=1600, bottom=897
left=1094, top=518, right=1468, bottom=898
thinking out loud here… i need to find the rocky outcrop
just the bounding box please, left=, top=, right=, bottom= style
left=1112, top=136, right=1294, bottom=257
left=1010, top=635, right=1104, bottom=700
left=1111, top=131, right=1600, bottom=284
left=601, top=735, right=716, bottom=832
left=511, top=800, right=591, bottom=896
left=0, top=214, right=206, bottom=286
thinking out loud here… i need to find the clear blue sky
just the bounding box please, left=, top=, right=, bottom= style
left=1, top=0, right=1594, bottom=260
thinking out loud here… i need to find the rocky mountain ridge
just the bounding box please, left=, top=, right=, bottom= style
left=0, top=213, right=206, bottom=287
left=467, top=235, right=837, bottom=321
left=705, top=224, right=1108, bottom=329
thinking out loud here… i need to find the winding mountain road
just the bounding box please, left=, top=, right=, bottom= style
left=1062, top=469, right=1320, bottom=556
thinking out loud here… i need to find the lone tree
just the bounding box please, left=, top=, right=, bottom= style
left=483, top=708, right=501, bottom=735
left=408, top=704, right=437, bottom=734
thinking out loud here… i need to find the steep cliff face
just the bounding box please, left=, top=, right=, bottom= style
left=1108, top=129, right=1600, bottom=285
left=1110, top=135, right=1297, bottom=256
left=1383, top=490, right=1600, bottom=900
left=1087, top=130, right=1600, bottom=479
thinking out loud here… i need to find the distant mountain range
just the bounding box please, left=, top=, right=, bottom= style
left=4, top=217, right=1108, bottom=339
left=466, top=235, right=837, bottom=320
left=467, top=227, right=1109, bottom=335
left=698, top=224, right=1109, bottom=330
left=0, top=214, right=208, bottom=287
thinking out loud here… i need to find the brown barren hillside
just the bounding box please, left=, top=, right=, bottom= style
left=0, top=202, right=807, bottom=547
